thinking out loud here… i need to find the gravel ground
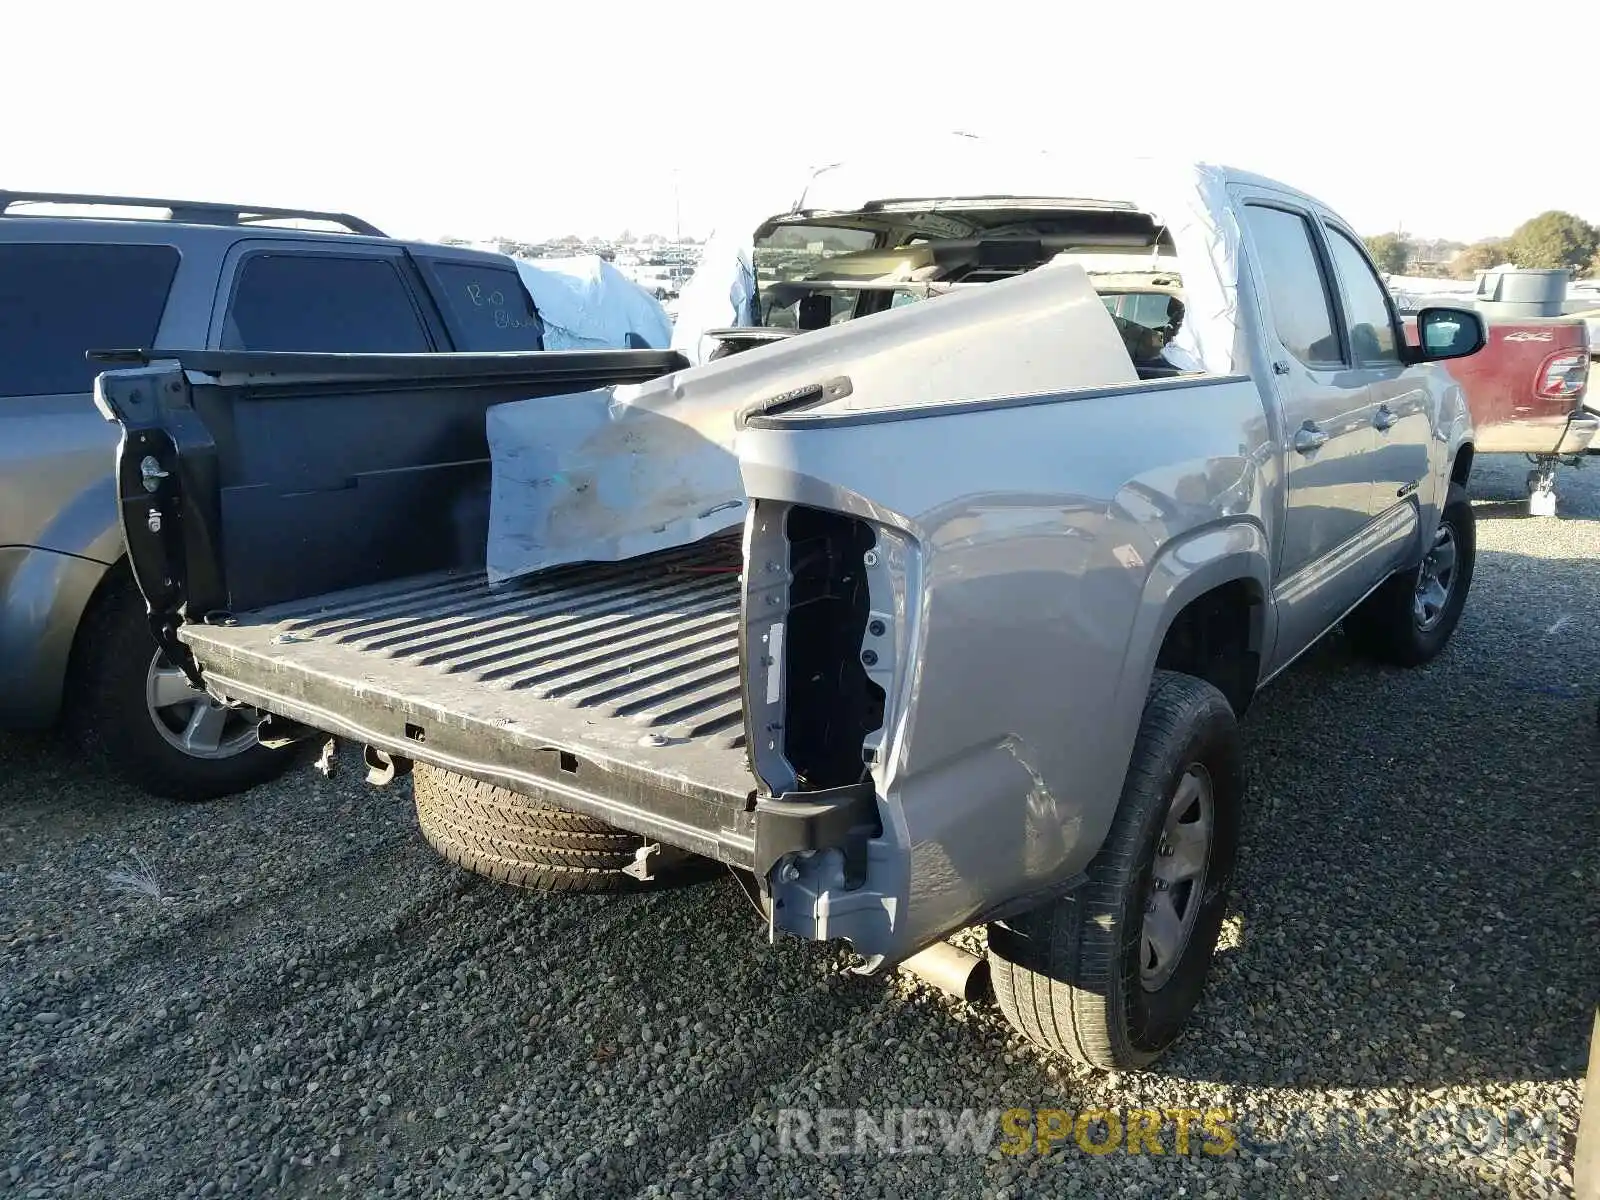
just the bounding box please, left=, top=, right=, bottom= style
left=3, top=455, right=1597, bottom=1200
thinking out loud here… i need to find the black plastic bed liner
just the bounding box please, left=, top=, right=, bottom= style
left=180, top=534, right=762, bottom=864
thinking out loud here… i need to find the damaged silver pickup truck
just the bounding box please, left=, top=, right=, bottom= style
left=96, top=155, right=1488, bottom=1070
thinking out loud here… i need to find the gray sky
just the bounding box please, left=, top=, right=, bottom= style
left=6, top=0, right=1596, bottom=244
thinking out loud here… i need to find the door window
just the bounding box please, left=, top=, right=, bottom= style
left=0, top=242, right=178, bottom=395
left=1242, top=206, right=1344, bottom=369
left=1325, top=228, right=1400, bottom=366
left=423, top=261, right=544, bottom=351
left=223, top=253, right=431, bottom=352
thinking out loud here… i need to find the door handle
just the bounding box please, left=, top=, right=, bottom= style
left=1374, top=405, right=1397, bottom=432
left=1293, top=423, right=1329, bottom=454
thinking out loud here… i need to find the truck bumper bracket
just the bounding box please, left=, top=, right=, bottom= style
left=752, top=780, right=880, bottom=890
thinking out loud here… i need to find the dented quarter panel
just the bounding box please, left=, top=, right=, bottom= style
left=737, top=373, right=1275, bottom=960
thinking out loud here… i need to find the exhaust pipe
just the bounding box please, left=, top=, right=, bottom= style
left=898, top=942, right=990, bottom=1002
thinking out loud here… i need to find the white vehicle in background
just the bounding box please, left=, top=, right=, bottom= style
left=624, top=256, right=698, bottom=301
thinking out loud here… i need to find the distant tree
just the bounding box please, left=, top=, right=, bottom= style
left=1363, top=232, right=1412, bottom=274
left=1451, top=238, right=1510, bottom=279
left=1584, top=247, right=1600, bottom=282
left=1505, top=211, right=1599, bottom=273
left=617, top=228, right=634, bottom=244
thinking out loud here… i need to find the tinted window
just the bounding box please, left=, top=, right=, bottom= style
left=1243, top=206, right=1343, bottom=367
left=1326, top=228, right=1399, bottom=364
left=224, top=254, right=430, bottom=352
left=753, top=223, right=878, bottom=283
left=760, top=287, right=858, bottom=330
left=425, top=261, right=544, bottom=350
left=0, top=243, right=178, bottom=395
left=1102, top=291, right=1180, bottom=332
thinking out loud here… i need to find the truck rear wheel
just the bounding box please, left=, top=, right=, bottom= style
left=986, top=671, right=1243, bottom=1070
left=412, top=763, right=680, bottom=892
left=1345, top=483, right=1475, bottom=667
left=74, top=574, right=290, bottom=802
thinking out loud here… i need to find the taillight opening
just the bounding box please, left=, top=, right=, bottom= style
left=1536, top=351, right=1589, bottom=402
left=777, top=506, right=886, bottom=791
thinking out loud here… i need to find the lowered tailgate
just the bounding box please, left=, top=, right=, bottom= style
left=179, top=532, right=760, bottom=862
left=92, top=348, right=769, bottom=863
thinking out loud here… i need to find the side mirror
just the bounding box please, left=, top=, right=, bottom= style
left=1411, top=306, right=1486, bottom=362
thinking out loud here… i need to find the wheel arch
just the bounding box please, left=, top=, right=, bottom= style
left=0, top=547, right=119, bottom=728
left=1119, top=521, right=1273, bottom=719
left=63, top=555, right=137, bottom=694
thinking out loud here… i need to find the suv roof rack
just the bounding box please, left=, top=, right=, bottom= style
left=0, top=191, right=386, bottom=237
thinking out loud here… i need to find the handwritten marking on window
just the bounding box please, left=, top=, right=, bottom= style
left=463, top=280, right=531, bottom=328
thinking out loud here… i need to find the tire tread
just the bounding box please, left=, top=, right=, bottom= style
left=411, top=763, right=656, bottom=893
left=69, top=571, right=289, bottom=802
left=988, top=671, right=1241, bottom=1070
left=1346, top=483, right=1475, bottom=667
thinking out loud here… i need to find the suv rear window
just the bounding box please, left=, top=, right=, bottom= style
left=0, top=243, right=179, bottom=396
left=424, top=261, right=544, bottom=351
left=223, top=253, right=431, bottom=352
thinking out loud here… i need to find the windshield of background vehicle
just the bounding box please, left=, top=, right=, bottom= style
left=752, top=223, right=878, bottom=328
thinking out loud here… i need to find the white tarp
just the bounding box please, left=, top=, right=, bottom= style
left=514, top=255, right=673, bottom=351
left=668, top=217, right=762, bottom=362
left=670, top=138, right=1251, bottom=378
left=487, top=261, right=1135, bottom=583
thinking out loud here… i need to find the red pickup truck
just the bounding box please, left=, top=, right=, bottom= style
left=1400, top=313, right=1592, bottom=456
left=1398, top=311, right=1592, bottom=513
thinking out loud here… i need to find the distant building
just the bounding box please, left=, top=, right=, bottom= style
left=1406, top=238, right=1467, bottom=278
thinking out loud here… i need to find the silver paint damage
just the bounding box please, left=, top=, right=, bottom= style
left=485, top=263, right=1133, bottom=583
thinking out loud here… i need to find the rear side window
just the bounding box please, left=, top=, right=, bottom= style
left=223, top=254, right=431, bottom=352
left=1325, top=228, right=1400, bottom=365
left=424, top=261, right=544, bottom=351
left=1242, top=206, right=1344, bottom=368
left=0, top=243, right=178, bottom=395
left=1102, top=291, right=1180, bottom=332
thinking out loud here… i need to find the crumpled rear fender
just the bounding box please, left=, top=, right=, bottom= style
left=735, top=372, right=1272, bottom=964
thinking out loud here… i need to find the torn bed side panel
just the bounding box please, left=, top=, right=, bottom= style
left=486, top=263, right=1134, bottom=583
left=486, top=382, right=747, bottom=584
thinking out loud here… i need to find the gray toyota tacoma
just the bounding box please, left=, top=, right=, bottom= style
left=96, top=160, right=1487, bottom=1069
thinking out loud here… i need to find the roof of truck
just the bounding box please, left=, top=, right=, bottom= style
left=0, top=190, right=387, bottom=233
left=790, top=140, right=1332, bottom=221
left=0, top=190, right=511, bottom=264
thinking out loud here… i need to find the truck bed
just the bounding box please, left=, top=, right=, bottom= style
left=180, top=532, right=760, bottom=861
